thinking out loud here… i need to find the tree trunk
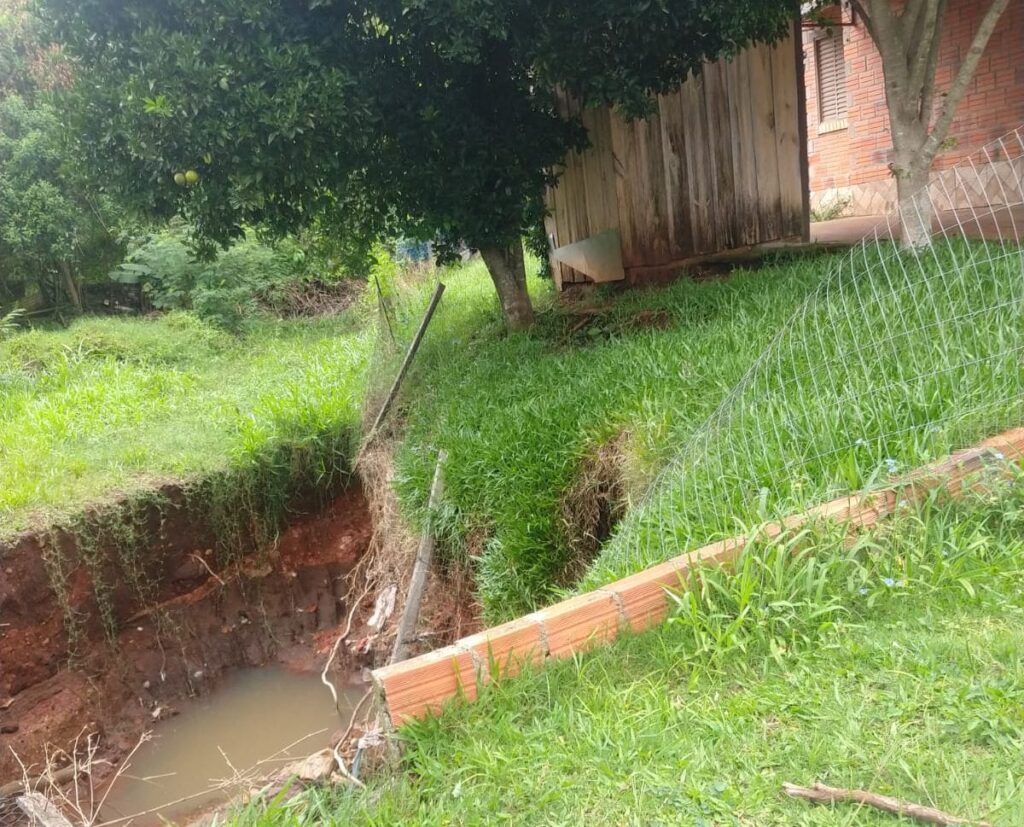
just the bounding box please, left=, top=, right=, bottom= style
left=480, top=241, right=534, bottom=330
left=895, top=157, right=934, bottom=248
left=59, top=261, right=83, bottom=311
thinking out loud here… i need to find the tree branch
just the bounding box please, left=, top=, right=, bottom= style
left=918, top=1, right=947, bottom=123
left=849, top=0, right=878, bottom=45
left=861, top=0, right=903, bottom=80
left=907, top=0, right=942, bottom=101
left=784, top=782, right=992, bottom=827
left=922, top=0, right=1011, bottom=159
left=899, top=0, right=927, bottom=45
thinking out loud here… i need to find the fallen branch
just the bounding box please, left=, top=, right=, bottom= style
left=1, top=766, right=81, bottom=799
left=783, top=782, right=992, bottom=826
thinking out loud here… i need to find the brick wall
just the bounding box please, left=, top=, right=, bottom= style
left=803, top=0, right=1024, bottom=215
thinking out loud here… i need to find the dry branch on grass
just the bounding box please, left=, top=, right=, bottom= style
left=783, top=782, right=992, bottom=826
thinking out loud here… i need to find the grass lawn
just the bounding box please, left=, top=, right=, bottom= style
left=393, top=240, right=1024, bottom=620
left=236, top=481, right=1024, bottom=826
left=0, top=311, right=371, bottom=536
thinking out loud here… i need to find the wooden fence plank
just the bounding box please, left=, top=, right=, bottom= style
left=658, top=89, right=693, bottom=259
left=542, top=35, right=804, bottom=284
left=730, top=50, right=762, bottom=246
left=683, top=69, right=716, bottom=254
left=704, top=62, right=736, bottom=250
left=771, top=38, right=805, bottom=238
left=749, top=44, right=784, bottom=242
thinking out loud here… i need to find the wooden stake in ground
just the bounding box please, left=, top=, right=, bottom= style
left=783, top=782, right=992, bottom=826
left=390, top=450, right=447, bottom=664
left=360, top=281, right=445, bottom=458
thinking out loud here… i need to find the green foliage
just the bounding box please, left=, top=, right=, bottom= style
left=586, top=238, right=1024, bottom=590
left=234, top=484, right=1024, bottom=825
left=0, top=305, right=24, bottom=338
left=0, top=93, right=122, bottom=309
left=810, top=193, right=851, bottom=222
left=392, top=254, right=821, bottom=619
left=41, top=0, right=796, bottom=322
left=0, top=0, right=70, bottom=99
left=111, top=226, right=309, bottom=328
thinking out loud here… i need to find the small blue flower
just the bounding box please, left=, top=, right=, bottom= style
left=882, top=577, right=896, bottom=587
left=994, top=451, right=1006, bottom=461
left=858, top=587, right=869, bottom=596
left=854, top=438, right=867, bottom=447
left=883, top=458, right=898, bottom=474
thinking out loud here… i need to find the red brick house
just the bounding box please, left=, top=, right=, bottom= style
left=803, top=0, right=1024, bottom=216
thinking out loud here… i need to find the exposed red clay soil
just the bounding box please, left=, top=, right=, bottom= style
left=0, top=485, right=373, bottom=787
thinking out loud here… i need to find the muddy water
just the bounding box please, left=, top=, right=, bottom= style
left=100, top=667, right=364, bottom=826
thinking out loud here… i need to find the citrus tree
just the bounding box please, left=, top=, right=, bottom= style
left=43, top=0, right=797, bottom=329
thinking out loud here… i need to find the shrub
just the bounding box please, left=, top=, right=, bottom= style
left=110, top=226, right=309, bottom=328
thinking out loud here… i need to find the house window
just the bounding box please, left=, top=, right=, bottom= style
left=815, top=32, right=847, bottom=131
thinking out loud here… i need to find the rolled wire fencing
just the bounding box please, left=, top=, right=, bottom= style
left=583, top=126, right=1024, bottom=585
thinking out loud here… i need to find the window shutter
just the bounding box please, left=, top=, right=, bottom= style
left=816, top=33, right=847, bottom=123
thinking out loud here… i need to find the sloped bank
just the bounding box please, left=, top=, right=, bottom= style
left=372, top=427, right=1024, bottom=725
left=0, top=480, right=373, bottom=786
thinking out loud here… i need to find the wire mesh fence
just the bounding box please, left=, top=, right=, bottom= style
left=583, top=126, right=1024, bottom=586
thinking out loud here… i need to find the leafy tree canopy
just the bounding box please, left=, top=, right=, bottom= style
left=0, top=5, right=118, bottom=311
left=42, top=0, right=796, bottom=326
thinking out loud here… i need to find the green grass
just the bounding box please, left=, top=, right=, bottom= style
left=391, top=241, right=1024, bottom=620
left=233, top=479, right=1024, bottom=826
left=0, top=258, right=538, bottom=543
left=0, top=310, right=371, bottom=536
left=392, top=254, right=823, bottom=618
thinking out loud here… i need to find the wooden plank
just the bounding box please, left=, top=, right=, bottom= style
left=748, top=44, right=784, bottom=242
left=704, top=61, right=736, bottom=250
left=681, top=70, right=714, bottom=254
left=771, top=34, right=806, bottom=240
left=610, top=109, right=672, bottom=269
left=579, top=106, right=620, bottom=236
left=657, top=88, right=694, bottom=260
left=793, top=21, right=812, bottom=243
left=730, top=50, right=762, bottom=245
left=548, top=89, right=586, bottom=285
left=543, top=213, right=563, bottom=291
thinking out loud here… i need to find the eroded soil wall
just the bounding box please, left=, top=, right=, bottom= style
left=0, top=485, right=372, bottom=783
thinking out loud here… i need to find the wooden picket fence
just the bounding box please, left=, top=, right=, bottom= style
left=372, top=426, right=1024, bottom=726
